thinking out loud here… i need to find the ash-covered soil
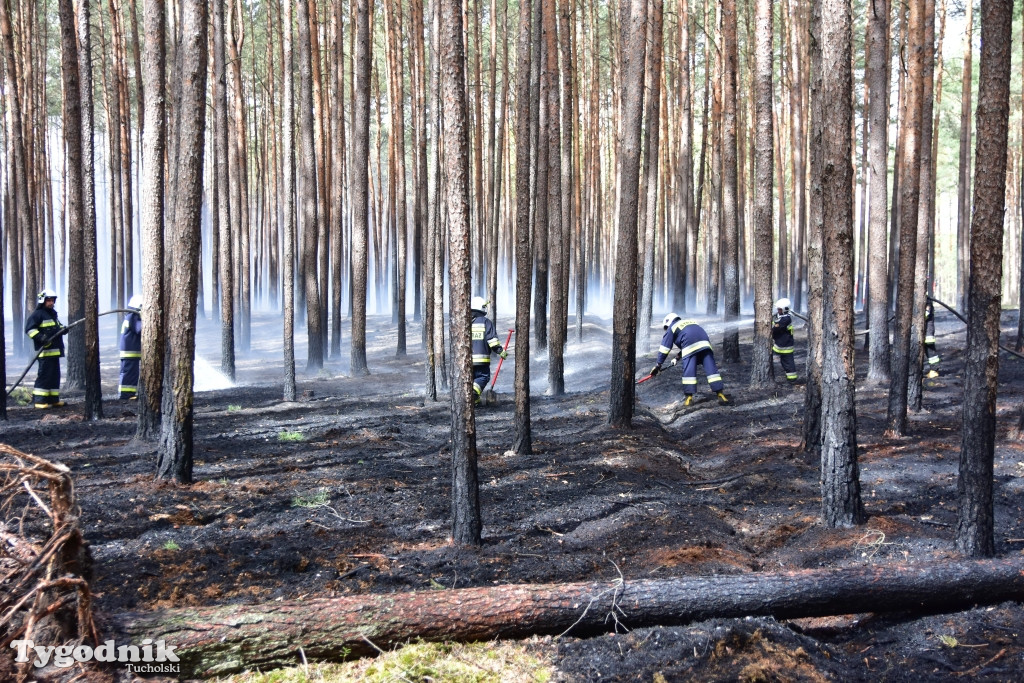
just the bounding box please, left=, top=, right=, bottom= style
left=3, top=308, right=1024, bottom=681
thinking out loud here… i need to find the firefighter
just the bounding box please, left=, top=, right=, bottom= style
left=651, top=314, right=729, bottom=406
left=470, top=296, right=506, bottom=403
left=119, top=294, right=143, bottom=400
left=772, top=297, right=798, bottom=383
left=924, top=301, right=940, bottom=378
left=24, top=288, right=66, bottom=408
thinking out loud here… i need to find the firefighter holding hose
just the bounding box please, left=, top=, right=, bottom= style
left=650, top=314, right=729, bottom=406
left=24, top=288, right=66, bottom=408
left=470, top=296, right=506, bottom=404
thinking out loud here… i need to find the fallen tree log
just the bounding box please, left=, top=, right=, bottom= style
left=107, top=556, right=1024, bottom=677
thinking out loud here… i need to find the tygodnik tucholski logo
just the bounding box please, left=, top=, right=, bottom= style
left=10, top=638, right=181, bottom=674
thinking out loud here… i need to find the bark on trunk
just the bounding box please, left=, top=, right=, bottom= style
left=637, top=0, right=662, bottom=356
left=721, top=0, right=741, bottom=362
left=350, top=0, right=371, bottom=376
left=297, top=0, right=323, bottom=371
left=957, top=0, right=1012, bottom=558
left=608, top=0, right=647, bottom=429
left=866, top=0, right=891, bottom=383
left=282, top=0, right=296, bottom=402
left=440, top=0, right=481, bottom=546
left=749, top=0, right=774, bottom=388
left=955, top=0, right=973, bottom=313
left=156, top=0, right=206, bottom=484
left=815, top=0, right=863, bottom=527
left=513, top=0, right=534, bottom=455
left=213, top=0, right=235, bottom=381
left=109, top=557, right=1024, bottom=678
left=136, top=0, right=166, bottom=441
left=544, top=0, right=564, bottom=395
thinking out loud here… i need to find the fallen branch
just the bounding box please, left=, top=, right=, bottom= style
left=106, top=556, right=1024, bottom=678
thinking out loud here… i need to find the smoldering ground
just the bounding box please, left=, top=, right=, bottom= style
left=3, top=309, right=1024, bottom=680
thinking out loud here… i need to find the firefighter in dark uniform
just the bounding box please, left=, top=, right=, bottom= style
left=119, top=294, right=143, bottom=399
left=651, top=314, right=729, bottom=406
left=924, top=300, right=940, bottom=378
left=470, top=296, right=506, bottom=403
left=772, top=297, right=798, bottom=383
left=24, top=288, right=66, bottom=408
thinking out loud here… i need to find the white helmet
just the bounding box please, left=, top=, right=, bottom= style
left=774, top=298, right=791, bottom=311
left=37, top=288, right=57, bottom=304
left=471, top=296, right=487, bottom=312
left=662, top=313, right=680, bottom=330
left=128, top=294, right=143, bottom=311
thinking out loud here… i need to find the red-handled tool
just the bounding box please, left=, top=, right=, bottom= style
left=490, top=329, right=515, bottom=390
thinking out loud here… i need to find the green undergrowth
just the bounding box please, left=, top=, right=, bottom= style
left=216, top=639, right=554, bottom=682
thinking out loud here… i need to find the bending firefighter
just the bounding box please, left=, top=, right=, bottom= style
left=119, top=295, right=143, bottom=400
left=24, top=288, right=66, bottom=408
left=772, top=298, right=798, bottom=383
left=651, top=314, right=729, bottom=406
left=924, top=301, right=940, bottom=378
left=470, top=296, right=506, bottom=404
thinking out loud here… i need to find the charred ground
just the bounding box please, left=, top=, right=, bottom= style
left=3, top=309, right=1024, bottom=681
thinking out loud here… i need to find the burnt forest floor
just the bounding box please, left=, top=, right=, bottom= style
left=4, top=308, right=1024, bottom=681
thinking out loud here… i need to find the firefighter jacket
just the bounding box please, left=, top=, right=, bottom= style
left=657, top=318, right=713, bottom=366
left=924, top=303, right=936, bottom=345
left=471, top=309, right=502, bottom=364
left=120, top=311, right=142, bottom=360
left=772, top=313, right=795, bottom=353
left=25, top=303, right=65, bottom=358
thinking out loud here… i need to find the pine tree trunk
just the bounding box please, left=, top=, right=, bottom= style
left=135, top=0, right=166, bottom=441
left=156, top=0, right=206, bottom=484
left=957, top=0, right=1012, bottom=558
left=297, top=0, right=323, bottom=370
left=885, top=0, right=925, bottom=437
left=384, top=0, right=408, bottom=357
left=750, top=0, right=774, bottom=388
left=213, top=0, right=235, bottom=381
left=282, top=0, right=296, bottom=402
left=637, top=0, right=662, bottom=356
left=77, top=0, right=103, bottom=420
left=721, top=0, right=740, bottom=362
left=608, top=0, right=647, bottom=429
left=814, top=0, right=863, bottom=527
left=908, top=0, right=936, bottom=412
left=350, top=0, right=371, bottom=376
left=513, top=0, right=534, bottom=455
left=955, top=0, right=973, bottom=313
left=544, top=0, right=564, bottom=395
left=866, top=0, right=891, bottom=383
left=440, top=0, right=481, bottom=547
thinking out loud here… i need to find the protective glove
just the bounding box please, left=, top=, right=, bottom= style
left=499, top=349, right=508, bottom=360
left=650, top=365, right=661, bottom=377
left=669, top=356, right=679, bottom=367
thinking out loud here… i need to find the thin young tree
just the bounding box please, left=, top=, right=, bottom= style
left=136, top=0, right=166, bottom=441
left=513, top=0, right=534, bottom=455
left=814, top=0, right=863, bottom=527
left=213, top=0, right=234, bottom=380
left=282, top=0, right=296, bottom=402
left=955, top=0, right=973, bottom=313
left=803, top=0, right=824, bottom=456
left=637, top=0, right=662, bottom=355
left=156, top=0, right=207, bottom=484
left=721, top=0, right=740, bottom=362
left=439, top=0, right=482, bottom=547
left=608, top=0, right=647, bottom=429
left=749, top=0, right=774, bottom=388
left=957, top=0, right=1012, bottom=558
left=350, top=0, right=371, bottom=376
left=297, top=0, right=323, bottom=370
left=78, top=0, right=103, bottom=420
left=908, top=0, right=936, bottom=412
left=865, top=0, right=891, bottom=383
left=544, top=0, right=565, bottom=395
left=1, top=0, right=33, bottom=360
left=383, top=0, right=408, bottom=357
left=886, top=0, right=925, bottom=437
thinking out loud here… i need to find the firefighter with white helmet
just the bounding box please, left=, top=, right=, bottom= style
left=772, top=297, right=798, bottom=383
left=119, top=294, right=144, bottom=400
left=24, top=288, right=66, bottom=408
left=650, top=314, right=728, bottom=406
left=924, top=301, right=940, bottom=378
left=470, top=296, right=506, bottom=403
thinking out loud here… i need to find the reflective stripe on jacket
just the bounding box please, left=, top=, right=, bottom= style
left=471, top=310, right=502, bottom=364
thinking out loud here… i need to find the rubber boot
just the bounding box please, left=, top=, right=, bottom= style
left=684, top=395, right=693, bottom=407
